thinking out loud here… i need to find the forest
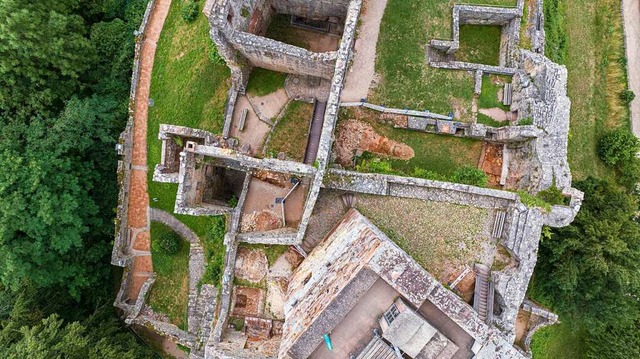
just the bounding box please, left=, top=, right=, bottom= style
left=0, top=0, right=155, bottom=356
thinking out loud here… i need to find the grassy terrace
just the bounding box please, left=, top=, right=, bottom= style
left=266, top=101, right=314, bottom=161
left=356, top=195, right=491, bottom=281
left=146, top=0, right=230, bottom=236
left=546, top=0, right=630, bottom=182
left=372, top=0, right=523, bottom=117
left=148, top=222, right=190, bottom=329
left=457, top=25, right=502, bottom=65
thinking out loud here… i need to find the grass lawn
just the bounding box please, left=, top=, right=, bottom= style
left=548, top=0, right=629, bottom=181
left=246, top=68, right=287, bottom=96
left=479, top=74, right=511, bottom=110
left=146, top=0, right=230, bottom=237
left=457, top=25, right=502, bottom=66
left=531, top=322, right=586, bottom=359
left=266, top=101, right=314, bottom=161
left=373, top=0, right=475, bottom=117
left=341, top=108, right=483, bottom=177
left=148, top=222, right=190, bottom=329
left=356, top=195, right=492, bottom=280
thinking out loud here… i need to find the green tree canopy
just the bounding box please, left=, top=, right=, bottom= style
left=535, top=177, right=640, bottom=331
left=0, top=0, right=94, bottom=114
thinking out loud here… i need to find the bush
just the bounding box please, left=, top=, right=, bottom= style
left=355, top=157, right=394, bottom=175
left=412, top=167, right=446, bottom=181
left=597, top=127, right=640, bottom=166
left=537, top=186, right=566, bottom=205
left=621, top=89, right=636, bottom=105
left=155, top=231, right=180, bottom=255
left=451, top=166, right=488, bottom=187
left=208, top=42, right=225, bottom=65
left=181, top=1, right=198, bottom=23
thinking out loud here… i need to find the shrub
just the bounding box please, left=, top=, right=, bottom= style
left=181, top=1, right=198, bottom=23
left=208, top=42, right=225, bottom=65
left=620, top=89, right=636, bottom=105
left=355, top=157, right=394, bottom=175
left=597, top=127, right=640, bottom=166
left=412, top=167, right=446, bottom=181
left=451, top=166, right=488, bottom=187
left=537, top=186, right=566, bottom=205
left=155, top=231, right=180, bottom=255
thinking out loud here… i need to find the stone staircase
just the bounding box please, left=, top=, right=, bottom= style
left=303, top=100, right=327, bottom=165
left=473, top=263, right=493, bottom=324
left=354, top=336, right=398, bottom=359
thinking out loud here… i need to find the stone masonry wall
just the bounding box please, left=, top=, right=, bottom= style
left=294, top=0, right=362, bottom=244
left=271, top=0, right=351, bottom=20
left=230, top=31, right=337, bottom=79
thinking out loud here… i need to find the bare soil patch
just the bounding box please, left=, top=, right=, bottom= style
left=234, top=247, right=268, bottom=283
left=480, top=142, right=504, bottom=187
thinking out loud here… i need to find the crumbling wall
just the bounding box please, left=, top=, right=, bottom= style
left=230, top=31, right=337, bottom=78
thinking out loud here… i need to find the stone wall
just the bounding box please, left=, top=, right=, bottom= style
left=272, top=0, right=350, bottom=20
left=294, top=0, right=362, bottom=244
left=230, top=31, right=337, bottom=78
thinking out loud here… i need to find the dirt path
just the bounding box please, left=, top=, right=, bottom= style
left=623, top=0, right=640, bottom=137
left=341, top=0, right=388, bottom=102
left=126, top=0, right=172, bottom=300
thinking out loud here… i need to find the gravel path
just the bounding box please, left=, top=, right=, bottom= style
left=623, top=0, right=640, bottom=137
left=341, top=0, right=388, bottom=102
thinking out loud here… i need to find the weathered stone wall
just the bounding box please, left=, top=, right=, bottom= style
left=230, top=31, right=337, bottom=78
left=272, top=0, right=350, bottom=20
left=458, top=5, right=520, bottom=25
left=294, top=0, right=362, bottom=244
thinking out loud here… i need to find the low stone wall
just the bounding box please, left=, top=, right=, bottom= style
left=340, top=101, right=452, bottom=120
left=323, top=168, right=520, bottom=209
left=429, top=60, right=518, bottom=75
left=237, top=229, right=298, bottom=244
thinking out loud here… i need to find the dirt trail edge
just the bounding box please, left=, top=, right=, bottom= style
left=622, top=0, right=640, bottom=137
left=126, top=0, right=172, bottom=299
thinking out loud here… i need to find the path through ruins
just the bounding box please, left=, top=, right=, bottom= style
left=126, top=0, right=172, bottom=300
left=341, top=0, right=388, bottom=101
left=623, top=0, right=640, bottom=137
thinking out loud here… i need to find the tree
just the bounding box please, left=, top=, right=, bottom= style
left=0, top=0, right=94, bottom=113
left=535, top=177, right=640, bottom=331
left=0, top=96, right=122, bottom=297
left=597, top=127, right=640, bottom=166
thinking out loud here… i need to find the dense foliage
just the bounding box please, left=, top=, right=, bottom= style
left=533, top=177, right=640, bottom=357
left=0, top=0, right=154, bottom=355
left=597, top=127, right=640, bottom=166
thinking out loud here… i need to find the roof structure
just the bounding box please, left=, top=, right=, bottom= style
left=279, top=209, right=527, bottom=359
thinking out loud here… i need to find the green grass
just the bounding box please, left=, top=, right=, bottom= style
left=477, top=113, right=509, bottom=127
left=341, top=108, right=483, bottom=177
left=266, top=101, right=314, bottom=161
left=373, top=0, right=475, bottom=117
left=457, top=25, right=502, bottom=66
left=148, top=222, right=190, bottom=330
left=552, top=0, right=629, bottom=181
left=266, top=14, right=309, bottom=49
left=457, top=0, right=517, bottom=6
left=246, top=68, right=287, bottom=96
left=531, top=322, right=586, bottom=359
left=146, top=0, right=230, bottom=236
left=479, top=75, right=511, bottom=109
